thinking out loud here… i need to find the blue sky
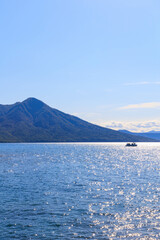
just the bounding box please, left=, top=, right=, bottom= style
left=0, top=0, right=160, bottom=132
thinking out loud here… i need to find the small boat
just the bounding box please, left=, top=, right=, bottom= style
left=125, top=142, right=137, bottom=147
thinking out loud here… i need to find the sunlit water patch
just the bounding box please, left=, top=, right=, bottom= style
left=0, top=143, right=160, bottom=239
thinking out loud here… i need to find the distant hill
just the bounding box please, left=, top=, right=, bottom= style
left=119, top=130, right=160, bottom=141
left=0, top=98, right=157, bottom=142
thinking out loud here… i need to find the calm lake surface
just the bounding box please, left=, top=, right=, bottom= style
left=0, top=143, right=160, bottom=240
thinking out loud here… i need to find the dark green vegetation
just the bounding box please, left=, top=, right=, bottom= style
left=119, top=130, right=160, bottom=141
left=0, top=98, right=156, bottom=142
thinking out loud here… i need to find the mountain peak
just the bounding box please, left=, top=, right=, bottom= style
left=22, top=97, right=47, bottom=114
left=22, top=97, right=44, bottom=105
left=0, top=98, right=157, bottom=142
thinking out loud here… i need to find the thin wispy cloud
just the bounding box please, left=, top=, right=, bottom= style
left=119, top=102, right=160, bottom=110
left=124, top=82, right=160, bottom=86
left=72, top=112, right=101, bottom=119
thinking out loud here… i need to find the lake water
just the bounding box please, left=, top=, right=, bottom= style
left=0, top=143, right=160, bottom=239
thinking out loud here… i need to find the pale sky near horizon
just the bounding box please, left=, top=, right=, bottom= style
left=0, top=0, right=160, bottom=132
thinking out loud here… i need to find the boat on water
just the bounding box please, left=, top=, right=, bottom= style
left=125, top=142, right=137, bottom=147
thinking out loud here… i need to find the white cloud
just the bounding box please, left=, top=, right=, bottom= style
left=103, top=121, right=160, bottom=132
left=119, top=102, right=160, bottom=110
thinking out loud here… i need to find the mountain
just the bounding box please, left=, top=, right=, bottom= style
left=119, top=129, right=160, bottom=141
left=0, top=98, right=156, bottom=142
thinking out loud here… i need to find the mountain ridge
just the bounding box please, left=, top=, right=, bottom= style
left=0, top=98, right=157, bottom=142
left=119, top=129, right=160, bottom=141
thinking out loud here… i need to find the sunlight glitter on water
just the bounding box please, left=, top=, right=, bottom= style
left=0, top=143, right=160, bottom=239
